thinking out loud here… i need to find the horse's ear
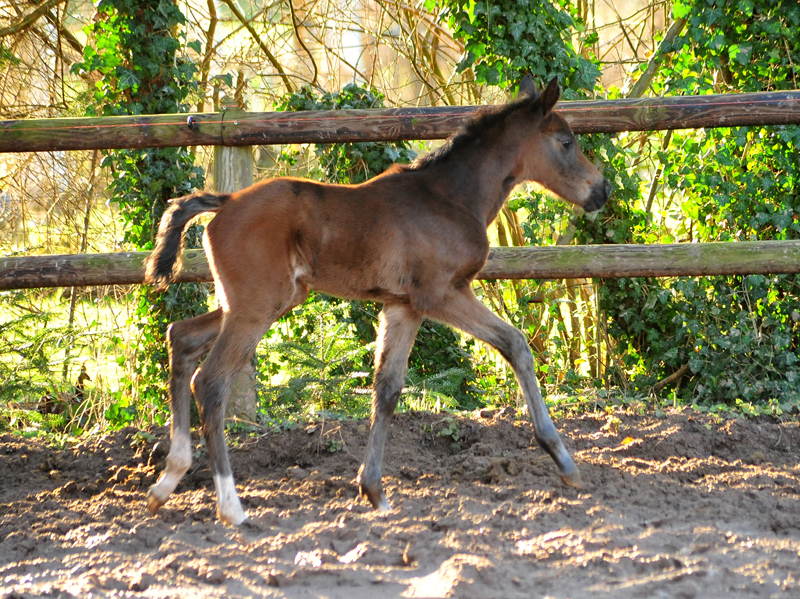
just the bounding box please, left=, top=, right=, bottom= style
left=540, top=77, right=560, bottom=115
left=517, top=74, right=537, bottom=99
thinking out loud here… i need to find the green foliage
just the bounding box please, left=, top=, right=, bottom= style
left=0, top=292, right=108, bottom=437
left=0, top=293, right=71, bottom=404
left=406, top=319, right=480, bottom=410
left=277, top=83, right=417, bottom=182
left=72, top=0, right=199, bottom=118
left=0, top=45, right=20, bottom=69
left=598, top=1, right=800, bottom=408
left=441, top=0, right=599, bottom=92
left=256, top=296, right=375, bottom=419
left=71, top=0, right=207, bottom=419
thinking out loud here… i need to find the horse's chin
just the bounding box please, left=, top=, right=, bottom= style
left=584, top=209, right=601, bottom=222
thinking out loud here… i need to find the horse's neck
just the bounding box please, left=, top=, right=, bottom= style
left=436, top=144, right=522, bottom=226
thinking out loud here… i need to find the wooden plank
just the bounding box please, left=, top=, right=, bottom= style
left=0, top=250, right=210, bottom=289
left=0, top=113, right=223, bottom=153
left=482, top=241, right=800, bottom=279
left=1, top=91, right=799, bottom=153
left=221, top=90, right=800, bottom=146
left=3, top=241, right=800, bottom=291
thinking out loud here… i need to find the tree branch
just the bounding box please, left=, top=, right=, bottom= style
left=0, top=0, right=68, bottom=38
left=42, top=9, right=83, bottom=56
left=654, top=363, right=690, bottom=392
left=197, top=0, right=218, bottom=112
left=628, top=16, right=688, bottom=98
left=288, top=0, right=318, bottom=87
left=219, top=0, right=295, bottom=93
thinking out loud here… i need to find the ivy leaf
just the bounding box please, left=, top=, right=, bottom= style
left=729, top=42, right=753, bottom=65
left=479, top=63, right=501, bottom=85
left=673, top=0, right=692, bottom=19
left=509, top=20, right=525, bottom=41
left=118, top=70, right=140, bottom=90
left=466, top=41, right=486, bottom=57
left=455, top=50, right=476, bottom=73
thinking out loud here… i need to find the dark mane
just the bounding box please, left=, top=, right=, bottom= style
left=407, top=91, right=543, bottom=171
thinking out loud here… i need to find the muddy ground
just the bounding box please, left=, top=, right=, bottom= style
left=1, top=408, right=800, bottom=598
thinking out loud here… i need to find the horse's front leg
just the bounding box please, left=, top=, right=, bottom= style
left=428, top=288, right=582, bottom=489
left=358, top=303, right=422, bottom=511
left=147, top=309, right=223, bottom=514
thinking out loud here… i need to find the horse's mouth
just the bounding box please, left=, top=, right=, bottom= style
left=584, top=179, right=611, bottom=213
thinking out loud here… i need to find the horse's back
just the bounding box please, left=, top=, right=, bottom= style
left=203, top=172, right=489, bottom=307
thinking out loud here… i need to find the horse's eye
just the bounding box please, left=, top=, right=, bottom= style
left=561, top=139, right=573, bottom=150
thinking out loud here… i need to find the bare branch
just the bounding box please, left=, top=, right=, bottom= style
left=0, top=0, right=68, bottom=38
left=42, top=9, right=83, bottom=56
left=628, top=16, right=688, bottom=98
left=288, top=0, right=318, bottom=87
left=218, top=0, right=296, bottom=93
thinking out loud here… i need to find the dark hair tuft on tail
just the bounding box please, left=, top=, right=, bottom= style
left=145, top=192, right=230, bottom=291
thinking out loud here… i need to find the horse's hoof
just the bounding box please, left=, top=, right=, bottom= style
left=146, top=488, right=165, bottom=515
left=560, top=468, right=583, bottom=490
left=375, top=495, right=392, bottom=513
left=217, top=506, right=247, bottom=526
left=360, top=482, right=391, bottom=512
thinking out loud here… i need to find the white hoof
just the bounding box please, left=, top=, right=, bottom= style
left=376, top=497, right=392, bottom=513
left=214, top=474, right=247, bottom=526
left=147, top=433, right=192, bottom=514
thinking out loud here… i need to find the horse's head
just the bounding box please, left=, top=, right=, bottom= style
left=516, top=76, right=610, bottom=213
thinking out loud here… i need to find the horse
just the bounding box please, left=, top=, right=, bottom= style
left=143, top=76, right=611, bottom=525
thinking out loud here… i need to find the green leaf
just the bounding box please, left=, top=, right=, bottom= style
left=673, top=0, right=692, bottom=20
left=509, top=20, right=525, bottom=41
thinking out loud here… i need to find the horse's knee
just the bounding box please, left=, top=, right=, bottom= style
left=508, top=328, right=531, bottom=359
left=491, top=326, right=531, bottom=368
left=372, top=378, right=403, bottom=418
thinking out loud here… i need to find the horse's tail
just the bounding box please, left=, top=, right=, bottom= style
left=145, top=191, right=231, bottom=292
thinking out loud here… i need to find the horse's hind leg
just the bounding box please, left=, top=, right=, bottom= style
left=358, top=303, right=422, bottom=511
left=428, top=288, right=582, bottom=489
left=147, top=308, right=223, bottom=514
left=191, top=309, right=277, bottom=525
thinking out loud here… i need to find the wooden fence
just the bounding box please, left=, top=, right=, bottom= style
left=2, top=90, right=800, bottom=290
left=3, top=241, right=800, bottom=291
left=1, top=91, right=799, bottom=153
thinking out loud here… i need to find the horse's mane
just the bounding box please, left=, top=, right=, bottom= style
left=405, top=88, right=544, bottom=172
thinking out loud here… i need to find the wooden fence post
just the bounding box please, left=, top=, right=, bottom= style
left=213, top=96, right=257, bottom=423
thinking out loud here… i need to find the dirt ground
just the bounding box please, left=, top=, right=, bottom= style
left=1, top=408, right=800, bottom=599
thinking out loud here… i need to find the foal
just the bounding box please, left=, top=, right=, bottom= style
left=145, top=76, right=610, bottom=525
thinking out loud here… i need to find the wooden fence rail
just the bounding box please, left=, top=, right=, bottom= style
left=1, top=90, right=799, bottom=153
left=3, top=241, right=800, bottom=291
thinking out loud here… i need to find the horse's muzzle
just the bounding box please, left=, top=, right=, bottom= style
left=584, top=179, right=611, bottom=213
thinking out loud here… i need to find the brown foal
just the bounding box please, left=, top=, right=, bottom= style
left=144, top=76, right=610, bottom=525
